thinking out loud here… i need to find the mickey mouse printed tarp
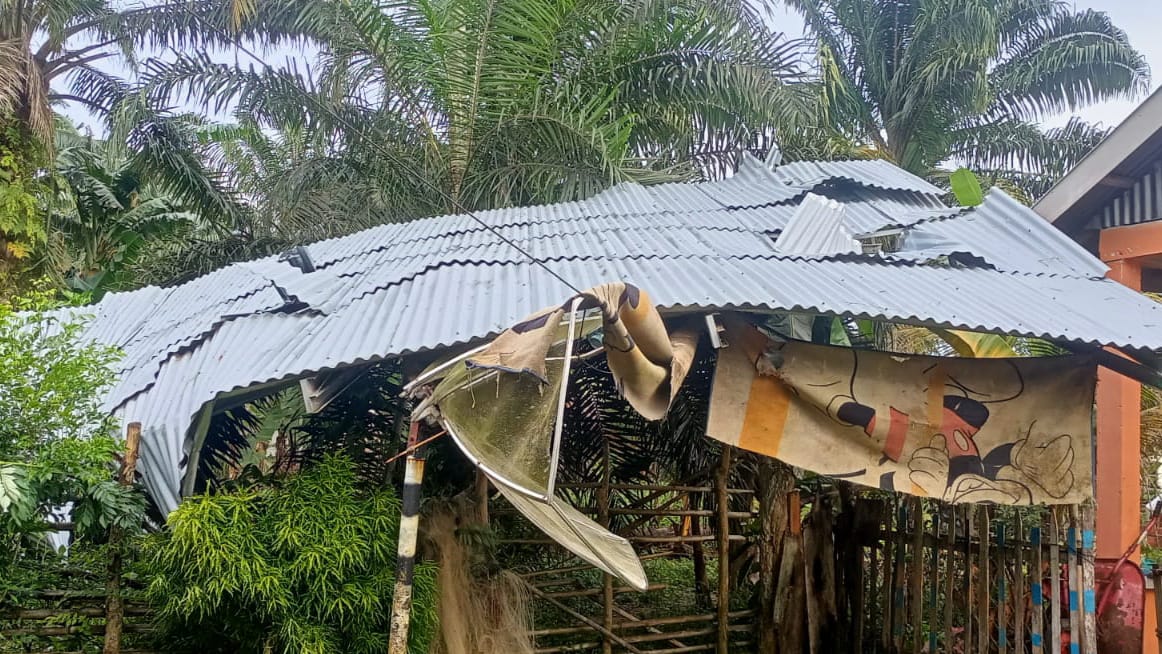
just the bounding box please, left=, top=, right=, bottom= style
left=707, top=315, right=1097, bottom=505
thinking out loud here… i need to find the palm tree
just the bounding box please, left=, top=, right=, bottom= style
left=42, top=123, right=199, bottom=295
left=138, top=0, right=811, bottom=246
left=787, top=0, right=1150, bottom=193
left=0, top=0, right=138, bottom=146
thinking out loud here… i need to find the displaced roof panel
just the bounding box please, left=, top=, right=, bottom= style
left=773, top=159, right=946, bottom=197
left=902, top=190, right=1111, bottom=278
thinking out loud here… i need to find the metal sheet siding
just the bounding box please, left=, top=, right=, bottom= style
left=60, top=154, right=1158, bottom=512
left=1098, top=161, right=1162, bottom=228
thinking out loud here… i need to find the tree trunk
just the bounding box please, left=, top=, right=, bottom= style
left=756, top=457, right=796, bottom=654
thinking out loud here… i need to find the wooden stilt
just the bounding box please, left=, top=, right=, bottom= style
left=715, top=447, right=733, bottom=654
left=388, top=422, right=426, bottom=654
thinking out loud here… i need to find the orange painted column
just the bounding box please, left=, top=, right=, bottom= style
left=1095, top=258, right=1143, bottom=560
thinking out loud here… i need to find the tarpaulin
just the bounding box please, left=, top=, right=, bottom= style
left=707, top=316, right=1096, bottom=505
left=409, top=282, right=697, bottom=590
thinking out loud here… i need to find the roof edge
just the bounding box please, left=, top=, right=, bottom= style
left=1034, top=88, right=1162, bottom=227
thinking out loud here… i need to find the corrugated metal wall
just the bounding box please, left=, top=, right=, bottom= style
left=1098, top=161, right=1162, bottom=227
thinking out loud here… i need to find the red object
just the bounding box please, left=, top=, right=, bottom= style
left=1096, top=558, right=1146, bottom=654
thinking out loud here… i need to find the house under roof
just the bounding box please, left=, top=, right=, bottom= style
left=52, top=153, right=1162, bottom=512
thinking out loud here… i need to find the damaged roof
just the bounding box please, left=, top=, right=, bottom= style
left=51, top=153, right=1162, bottom=511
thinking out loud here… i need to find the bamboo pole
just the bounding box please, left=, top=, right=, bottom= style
left=387, top=422, right=426, bottom=654
left=103, top=422, right=142, bottom=654
left=715, top=446, right=733, bottom=654
left=868, top=539, right=878, bottom=654
left=525, top=583, right=645, bottom=654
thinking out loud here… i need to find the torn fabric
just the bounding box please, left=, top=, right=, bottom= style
left=407, top=282, right=697, bottom=591
left=465, top=282, right=695, bottom=421
left=707, top=316, right=1096, bottom=505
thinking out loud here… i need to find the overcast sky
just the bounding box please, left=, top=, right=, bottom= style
left=62, top=1, right=1162, bottom=136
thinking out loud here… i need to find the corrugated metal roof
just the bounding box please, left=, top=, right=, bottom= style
left=900, top=190, right=1111, bottom=278
left=774, top=194, right=859, bottom=256
left=54, top=153, right=1161, bottom=511
left=772, top=159, right=947, bottom=196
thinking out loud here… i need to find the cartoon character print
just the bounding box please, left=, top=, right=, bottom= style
left=795, top=348, right=1078, bottom=504
left=906, top=365, right=1077, bottom=503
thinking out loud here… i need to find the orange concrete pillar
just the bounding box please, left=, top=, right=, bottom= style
left=1096, top=258, right=1143, bottom=560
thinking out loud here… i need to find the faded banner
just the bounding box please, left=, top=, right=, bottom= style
left=707, top=318, right=1096, bottom=505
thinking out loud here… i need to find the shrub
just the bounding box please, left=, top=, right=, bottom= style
left=146, top=455, right=437, bottom=654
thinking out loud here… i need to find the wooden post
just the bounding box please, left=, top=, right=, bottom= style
left=891, top=502, right=906, bottom=652
left=715, top=446, right=732, bottom=654
left=756, top=459, right=794, bottom=654
left=997, top=522, right=1008, bottom=654
left=1014, top=518, right=1026, bottom=654
left=387, top=422, right=426, bottom=654
left=103, top=422, right=142, bottom=654
left=964, top=505, right=975, bottom=654
left=908, top=498, right=924, bottom=654
left=1073, top=504, right=1092, bottom=654
left=942, top=506, right=955, bottom=654
left=600, top=439, right=614, bottom=654
left=926, top=507, right=939, bottom=654
left=1067, top=507, right=1082, bottom=654
left=1049, top=511, right=1063, bottom=654
left=977, top=508, right=990, bottom=654
left=1030, top=525, right=1044, bottom=654
left=474, top=468, right=490, bottom=525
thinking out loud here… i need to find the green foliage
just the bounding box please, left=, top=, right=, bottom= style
left=129, top=0, right=812, bottom=282
left=0, top=122, right=47, bottom=294
left=0, top=299, right=140, bottom=549
left=789, top=0, right=1149, bottom=195
left=146, top=456, right=438, bottom=654
left=949, top=168, right=985, bottom=207
left=44, top=124, right=199, bottom=296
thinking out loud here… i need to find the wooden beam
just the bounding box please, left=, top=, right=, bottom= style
left=1101, top=223, right=1162, bottom=261
left=1099, top=173, right=1139, bottom=189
